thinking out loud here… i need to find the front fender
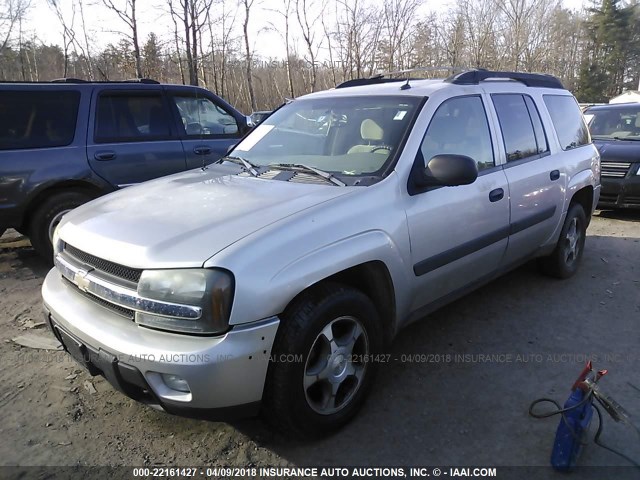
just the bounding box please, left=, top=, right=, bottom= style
left=218, top=230, right=413, bottom=328
left=566, top=167, right=598, bottom=215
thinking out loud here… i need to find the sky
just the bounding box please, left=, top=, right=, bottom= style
left=24, top=0, right=589, bottom=60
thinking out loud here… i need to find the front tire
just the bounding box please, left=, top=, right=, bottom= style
left=28, top=191, right=92, bottom=261
left=539, top=203, right=587, bottom=279
left=263, top=283, right=382, bottom=437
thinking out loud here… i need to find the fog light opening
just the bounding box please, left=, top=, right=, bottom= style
left=160, top=373, right=191, bottom=393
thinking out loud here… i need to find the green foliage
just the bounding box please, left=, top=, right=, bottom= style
left=575, top=0, right=640, bottom=102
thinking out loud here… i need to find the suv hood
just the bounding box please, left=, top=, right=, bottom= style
left=58, top=167, right=354, bottom=268
left=594, top=139, right=640, bottom=163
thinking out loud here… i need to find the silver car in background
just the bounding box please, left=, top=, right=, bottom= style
left=42, top=70, right=600, bottom=437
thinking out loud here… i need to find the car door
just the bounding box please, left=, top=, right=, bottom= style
left=488, top=93, right=566, bottom=265
left=404, top=95, right=510, bottom=312
left=166, top=89, right=244, bottom=170
left=86, top=88, right=186, bottom=188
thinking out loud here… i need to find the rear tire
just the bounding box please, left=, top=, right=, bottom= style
left=263, top=282, right=382, bottom=438
left=539, top=203, right=587, bottom=279
left=28, top=191, right=92, bottom=261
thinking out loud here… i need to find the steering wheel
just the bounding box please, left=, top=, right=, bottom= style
left=370, top=145, right=393, bottom=153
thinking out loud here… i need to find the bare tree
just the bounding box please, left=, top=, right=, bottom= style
left=267, top=0, right=295, bottom=97
left=295, top=0, right=323, bottom=91
left=381, top=0, right=423, bottom=72
left=242, top=0, right=257, bottom=111
left=207, top=0, right=237, bottom=96
left=1, top=0, right=30, bottom=55
left=102, top=0, right=142, bottom=78
left=168, top=0, right=214, bottom=85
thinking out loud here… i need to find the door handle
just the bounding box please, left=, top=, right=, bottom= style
left=94, top=151, right=116, bottom=161
left=550, top=170, right=560, bottom=181
left=193, top=146, right=212, bottom=155
left=489, top=188, right=504, bottom=202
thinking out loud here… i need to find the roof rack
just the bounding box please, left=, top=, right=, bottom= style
left=50, top=78, right=160, bottom=84
left=336, top=77, right=405, bottom=89
left=122, top=78, right=160, bottom=84
left=444, top=69, right=564, bottom=89
left=51, top=78, right=89, bottom=83
left=335, top=66, right=464, bottom=89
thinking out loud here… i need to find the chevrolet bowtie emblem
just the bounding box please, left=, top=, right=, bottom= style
left=74, top=270, right=91, bottom=292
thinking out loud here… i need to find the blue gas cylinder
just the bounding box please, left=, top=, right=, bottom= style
left=551, top=388, right=594, bottom=470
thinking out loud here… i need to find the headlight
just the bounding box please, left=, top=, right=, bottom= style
left=136, top=269, right=234, bottom=334
left=636, top=164, right=640, bottom=175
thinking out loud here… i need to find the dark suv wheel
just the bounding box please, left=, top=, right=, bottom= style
left=263, top=282, right=382, bottom=437
left=29, top=191, right=92, bottom=261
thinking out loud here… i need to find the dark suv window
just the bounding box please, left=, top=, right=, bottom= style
left=544, top=95, right=591, bottom=150
left=492, top=94, right=548, bottom=162
left=420, top=95, right=495, bottom=171
left=172, top=96, right=239, bottom=136
left=95, top=93, right=172, bottom=143
left=0, top=90, right=80, bottom=150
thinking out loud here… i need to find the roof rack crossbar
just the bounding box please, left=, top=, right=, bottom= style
left=444, top=69, right=564, bottom=89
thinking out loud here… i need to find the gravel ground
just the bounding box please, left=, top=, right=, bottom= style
left=0, top=211, right=639, bottom=477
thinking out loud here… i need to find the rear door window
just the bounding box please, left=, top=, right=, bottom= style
left=492, top=94, right=540, bottom=162
left=95, top=93, right=172, bottom=143
left=0, top=90, right=80, bottom=150
left=543, top=95, right=591, bottom=150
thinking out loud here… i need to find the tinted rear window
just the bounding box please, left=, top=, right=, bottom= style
left=543, top=95, right=590, bottom=150
left=0, top=90, right=80, bottom=150
left=492, top=94, right=539, bottom=161
left=95, top=93, right=172, bottom=143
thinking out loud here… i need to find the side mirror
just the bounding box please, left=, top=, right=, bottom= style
left=418, top=154, right=478, bottom=187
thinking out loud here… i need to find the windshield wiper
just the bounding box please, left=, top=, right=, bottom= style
left=268, top=163, right=346, bottom=187
left=217, top=155, right=260, bottom=177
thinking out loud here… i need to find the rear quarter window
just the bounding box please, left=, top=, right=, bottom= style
left=0, top=90, right=80, bottom=150
left=543, top=95, right=591, bottom=150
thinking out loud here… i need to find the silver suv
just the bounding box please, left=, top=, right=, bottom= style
left=42, top=70, right=600, bottom=436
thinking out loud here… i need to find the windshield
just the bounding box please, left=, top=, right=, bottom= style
left=231, top=96, right=422, bottom=179
left=585, top=105, right=640, bottom=140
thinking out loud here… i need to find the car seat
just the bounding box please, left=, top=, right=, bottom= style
left=348, top=119, right=389, bottom=154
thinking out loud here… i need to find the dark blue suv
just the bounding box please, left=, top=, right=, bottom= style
left=0, top=79, right=251, bottom=259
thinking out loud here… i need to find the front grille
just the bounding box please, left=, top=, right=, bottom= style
left=625, top=196, right=640, bottom=206
left=64, top=244, right=142, bottom=284
left=601, top=162, right=631, bottom=178
left=61, top=276, right=135, bottom=320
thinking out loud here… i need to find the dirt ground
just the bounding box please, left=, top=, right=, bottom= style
left=1, top=211, right=639, bottom=476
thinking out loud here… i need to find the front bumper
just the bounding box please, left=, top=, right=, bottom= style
left=599, top=169, right=640, bottom=209
left=42, top=268, right=279, bottom=418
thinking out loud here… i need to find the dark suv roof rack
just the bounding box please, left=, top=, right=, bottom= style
left=49, top=78, right=160, bottom=84
left=444, top=69, right=564, bottom=89
left=51, top=78, right=89, bottom=83
left=122, top=78, right=160, bottom=84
